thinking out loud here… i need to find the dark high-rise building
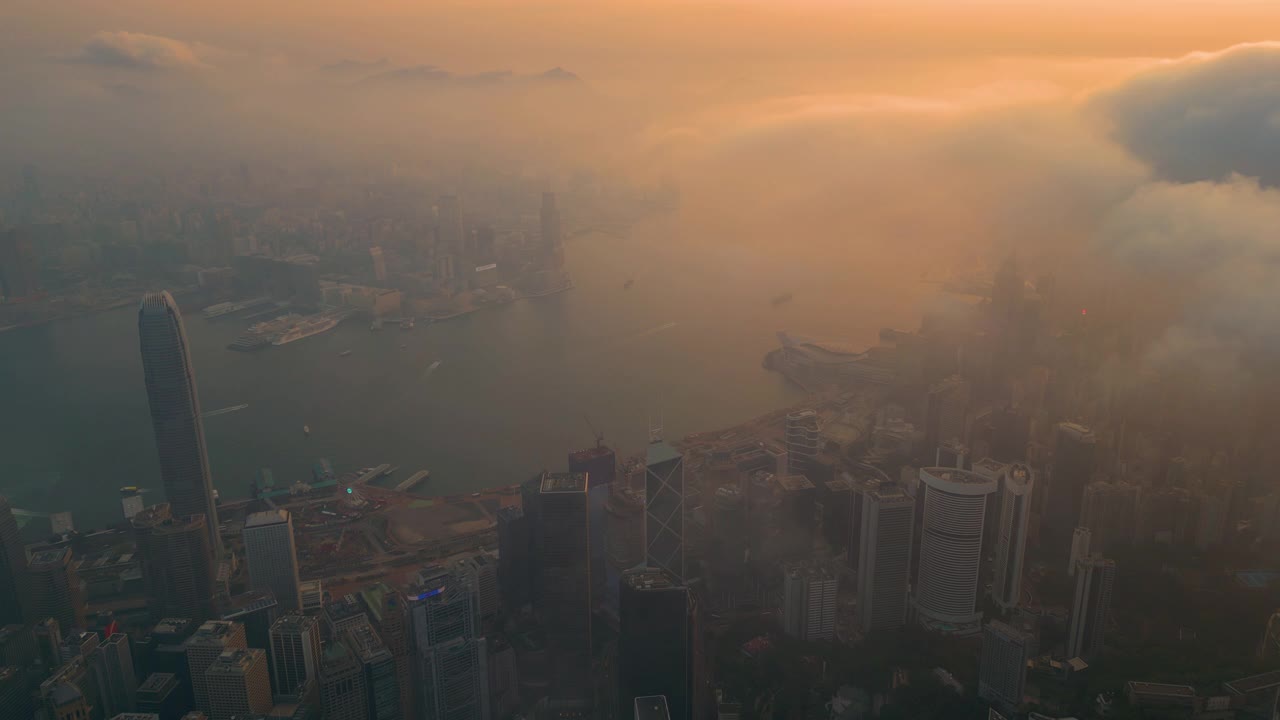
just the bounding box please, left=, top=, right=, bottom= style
left=646, top=440, right=685, bottom=584
left=242, top=510, right=301, bottom=613
left=137, top=672, right=186, bottom=720
left=27, top=548, right=86, bottom=634
left=496, top=506, right=532, bottom=614
left=268, top=614, right=320, bottom=697
left=132, top=504, right=214, bottom=622
left=183, top=620, right=246, bottom=716
left=138, top=292, right=221, bottom=554
left=85, top=632, right=138, bottom=718
left=571, top=445, right=616, bottom=615
left=0, top=229, right=41, bottom=300
left=346, top=623, right=401, bottom=720
left=635, top=695, right=672, bottom=720
left=819, top=478, right=853, bottom=554
left=540, top=192, right=564, bottom=271
left=203, top=648, right=271, bottom=720
left=363, top=584, right=411, bottom=719
left=0, top=498, right=29, bottom=626
left=979, top=620, right=1031, bottom=712
left=535, top=472, right=592, bottom=710
left=319, top=639, right=367, bottom=720
left=856, top=486, right=914, bottom=633
left=1046, top=423, right=1097, bottom=551
left=0, top=665, right=34, bottom=720
left=1067, top=557, right=1115, bottom=660
left=218, top=590, right=277, bottom=658
left=989, top=407, right=1030, bottom=463
left=407, top=566, right=489, bottom=720
left=618, top=569, right=692, bottom=720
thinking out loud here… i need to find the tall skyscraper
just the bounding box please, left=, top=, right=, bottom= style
left=319, top=640, right=368, bottom=720
left=855, top=485, right=913, bottom=632
left=369, top=246, right=388, bottom=283
left=979, top=620, right=1032, bottom=712
left=1079, top=481, right=1140, bottom=553
left=243, top=510, right=302, bottom=613
left=407, top=565, right=489, bottom=720
left=138, top=292, right=221, bottom=554
left=268, top=614, right=320, bottom=697
left=1046, top=423, right=1097, bottom=551
left=618, top=569, right=692, bottom=720
left=980, top=461, right=1034, bottom=610
left=914, top=467, right=999, bottom=635
left=496, top=506, right=532, bottom=614
left=137, top=672, right=185, bottom=720
left=27, top=548, right=84, bottom=634
left=570, top=444, right=616, bottom=616
left=782, top=563, right=838, bottom=642
left=1067, top=557, right=1116, bottom=660
left=535, top=472, right=592, bottom=709
left=183, top=621, right=246, bottom=716
left=346, top=623, right=401, bottom=720
left=437, top=195, right=465, bottom=257
left=540, top=192, right=564, bottom=271
left=1068, top=528, right=1092, bottom=576
left=0, top=498, right=29, bottom=626
left=646, top=438, right=685, bottom=584
left=203, top=648, right=271, bottom=720
left=366, top=585, right=412, bottom=720
left=132, top=504, right=214, bottom=622
left=783, top=411, right=821, bottom=475
left=86, top=633, right=138, bottom=718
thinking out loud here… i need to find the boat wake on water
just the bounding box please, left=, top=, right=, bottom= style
left=614, top=321, right=678, bottom=347
left=202, top=403, right=249, bottom=419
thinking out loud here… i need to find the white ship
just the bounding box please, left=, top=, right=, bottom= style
left=273, top=316, right=339, bottom=345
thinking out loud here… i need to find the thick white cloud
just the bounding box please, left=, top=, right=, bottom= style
left=1093, top=42, right=1280, bottom=186
left=69, top=31, right=210, bottom=71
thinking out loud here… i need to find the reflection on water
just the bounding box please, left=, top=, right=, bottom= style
left=0, top=214, right=930, bottom=530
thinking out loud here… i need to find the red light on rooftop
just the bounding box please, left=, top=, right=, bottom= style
left=1081, top=308, right=1087, bottom=315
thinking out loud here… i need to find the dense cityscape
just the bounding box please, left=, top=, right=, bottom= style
left=4, top=3, right=1280, bottom=720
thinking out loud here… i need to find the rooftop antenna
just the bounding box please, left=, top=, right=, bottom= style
left=648, top=412, right=664, bottom=443
left=583, top=415, right=604, bottom=449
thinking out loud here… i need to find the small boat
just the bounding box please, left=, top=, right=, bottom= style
left=370, top=319, right=383, bottom=331
left=401, top=317, right=415, bottom=330
left=771, top=292, right=794, bottom=307
left=428, top=360, right=442, bottom=371
left=400, top=344, right=408, bottom=349
left=623, top=278, right=634, bottom=289
left=339, top=350, right=352, bottom=357
left=303, top=425, right=311, bottom=436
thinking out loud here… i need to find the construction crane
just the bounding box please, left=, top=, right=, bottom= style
left=583, top=415, right=605, bottom=449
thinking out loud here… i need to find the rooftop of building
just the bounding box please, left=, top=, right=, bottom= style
left=186, top=620, right=240, bottom=646
left=783, top=563, right=836, bottom=582
left=29, top=547, right=70, bottom=567
left=778, top=475, right=815, bottom=492
left=1058, top=421, right=1096, bottom=440
left=866, top=486, right=911, bottom=504
left=622, top=569, right=681, bottom=591
left=635, top=695, right=672, bottom=720
left=569, top=445, right=614, bottom=464
left=1126, top=681, right=1196, bottom=697
left=823, top=477, right=853, bottom=492
left=972, top=458, right=1008, bottom=476
left=138, top=673, right=178, bottom=693
left=324, top=596, right=368, bottom=623
left=244, top=509, right=290, bottom=529
left=1224, top=669, right=1280, bottom=695
left=154, top=618, right=194, bottom=636
left=0, top=666, right=16, bottom=683
left=222, top=590, right=278, bottom=619
left=919, top=467, right=999, bottom=495
left=646, top=440, right=683, bottom=467
left=271, top=613, right=317, bottom=634
left=206, top=648, right=261, bottom=675
left=344, top=624, right=391, bottom=662
left=540, top=471, right=588, bottom=494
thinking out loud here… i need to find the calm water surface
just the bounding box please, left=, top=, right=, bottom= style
left=0, top=215, right=931, bottom=530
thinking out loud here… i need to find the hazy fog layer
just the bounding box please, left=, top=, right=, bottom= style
left=4, top=1, right=1280, bottom=427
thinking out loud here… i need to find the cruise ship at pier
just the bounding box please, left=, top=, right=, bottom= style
left=273, top=316, right=340, bottom=345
